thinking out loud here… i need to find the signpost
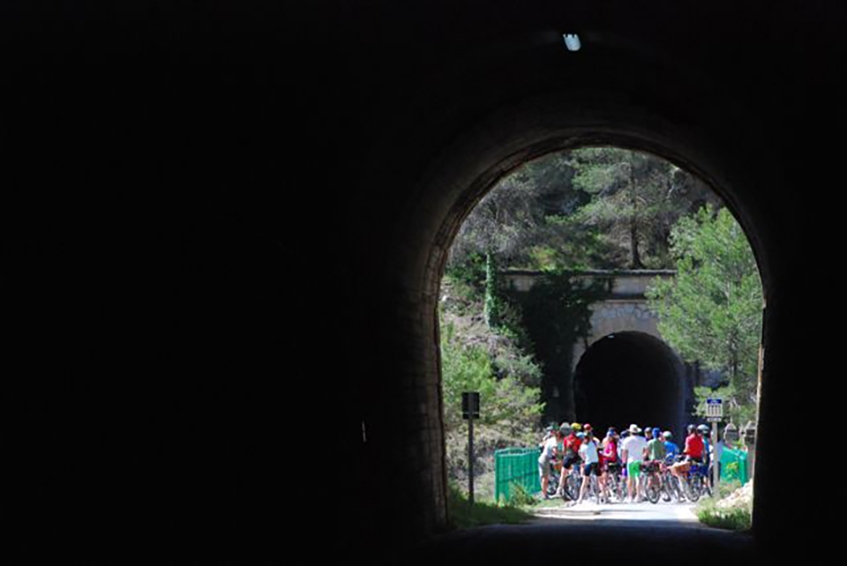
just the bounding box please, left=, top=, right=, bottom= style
left=706, top=398, right=723, bottom=496
left=462, top=392, right=480, bottom=504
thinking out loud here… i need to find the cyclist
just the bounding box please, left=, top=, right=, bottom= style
left=698, top=424, right=712, bottom=464
left=556, top=423, right=583, bottom=499
left=619, top=429, right=630, bottom=483
left=670, top=423, right=706, bottom=480
left=622, top=424, right=648, bottom=502
left=600, top=427, right=621, bottom=500
left=642, top=427, right=666, bottom=498
left=538, top=426, right=562, bottom=499
left=662, top=431, right=680, bottom=462
left=577, top=430, right=601, bottom=505
left=645, top=427, right=667, bottom=462
left=540, top=425, right=555, bottom=443
left=601, top=427, right=619, bottom=458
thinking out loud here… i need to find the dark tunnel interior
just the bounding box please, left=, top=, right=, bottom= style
left=7, top=2, right=847, bottom=564
left=574, top=332, right=683, bottom=435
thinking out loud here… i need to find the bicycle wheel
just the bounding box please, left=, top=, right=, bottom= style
left=667, top=475, right=683, bottom=502
left=546, top=473, right=558, bottom=497
left=646, top=478, right=661, bottom=504
left=609, top=474, right=623, bottom=502
left=661, top=474, right=673, bottom=502
left=686, top=475, right=702, bottom=502
left=566, top=470, right=581, bottom=501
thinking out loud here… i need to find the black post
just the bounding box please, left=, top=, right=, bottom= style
left=468, top=413, right=474, bottom=505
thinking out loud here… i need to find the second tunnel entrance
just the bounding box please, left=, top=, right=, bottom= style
left=574, top=331, right=685, bottom=436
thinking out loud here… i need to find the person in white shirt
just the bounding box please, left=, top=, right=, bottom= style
left=622, top=424, right=648, bottom=502
left=577, top=431, right=601, bottom=504
left=538, top=427, right=562, bottom=499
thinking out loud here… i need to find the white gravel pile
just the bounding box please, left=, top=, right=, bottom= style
left=716, top=482, right=753, bottom=510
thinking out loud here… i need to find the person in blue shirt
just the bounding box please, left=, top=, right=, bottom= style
left=662, top=431, right=680, bottom=463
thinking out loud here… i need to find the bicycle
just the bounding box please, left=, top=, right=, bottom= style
left=678, top=459, right=709, bottom=502
left=561, top=457, right=583, bottom=501
left=603, top=462, right=626, bottom=503
left=544, top=461, right=561, bottom=499
left=580, top=463, right=602, bottom=504
left=642, top=460, right=663, bottom=504
left=661, top=460, right=684, bottom=502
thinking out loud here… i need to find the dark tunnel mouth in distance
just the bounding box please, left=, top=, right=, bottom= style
left=574, top=331, right=684, bottom=435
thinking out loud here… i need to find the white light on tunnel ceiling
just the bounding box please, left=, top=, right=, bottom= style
left=563, top=34, right=581, bottom=51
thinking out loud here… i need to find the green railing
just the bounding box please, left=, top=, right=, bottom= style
left=494, top=447, right=541, bottom=503
left=720, top=446, right=749, bottom=485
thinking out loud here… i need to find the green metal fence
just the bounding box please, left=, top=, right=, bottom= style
left=494, top=448, right=541, bottom=503
left=720, top=446, right=749, bottom=485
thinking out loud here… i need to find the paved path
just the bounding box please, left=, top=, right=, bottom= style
left=414, top=499, right=755, bottom=566
left=530, top=499, right=703, bottom=527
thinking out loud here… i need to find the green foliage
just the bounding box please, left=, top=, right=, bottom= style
left=446, top=252, right=487, bottom=298
left=569, top=147, right=720, bottom=269
left=696, top=504, right=752, bottom=531
left=484, top=253, right=503, bottom=329
left=440, top=275, right=546, bottom=490
left=696, top=496, right=752, bottom=532
left=447, top=483, right=532, bottom=529
left=647, top=206, right=763, bottom=424
left=504, top=270, right=609, bottom=422
left=448, top=147, right=720, bottom=276
left=506, top=482, right=538, bottom=507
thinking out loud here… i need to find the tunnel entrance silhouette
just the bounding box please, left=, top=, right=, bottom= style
left=574, top=332, right=685, bottom=436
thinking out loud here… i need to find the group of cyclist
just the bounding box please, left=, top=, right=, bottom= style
left=538, top=421, right=713, bottom=505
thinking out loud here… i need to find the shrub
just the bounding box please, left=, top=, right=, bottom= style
left=696, top=501, right=752, bottom=531
left=447, top=483, right=532, bottom=530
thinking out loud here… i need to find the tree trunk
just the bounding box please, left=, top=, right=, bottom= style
left=484, top=251, right=500, bottom=329
left=628, top=163, right=644, bottom=269
left=630, top=220, right=644, bottom=269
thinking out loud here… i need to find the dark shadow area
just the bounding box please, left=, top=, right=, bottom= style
left=415, top=523, right=755, bottom=566
left=575, top=332, right=683, bottom=434
left=5, top=2, right=847, bottom=564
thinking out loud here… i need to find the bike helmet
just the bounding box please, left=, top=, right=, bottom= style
left=583, top=423, right=593, bottom=432
left=571, top=422, right=582, bottom=432
left=663, top=431, right=673, bottom=439
left=576, top=432, right=586, bottom=439
left=653, top=428, right=662, bottom=437
left=697, top=424, right=710, bottom=433
left=606, top=427, right=617, bottom=437
left=559, top=423, right=572, bottom=436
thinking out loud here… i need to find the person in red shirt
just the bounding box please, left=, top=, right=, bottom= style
left=671, top=424, right=705, bottom=480
left=556, top=423, right=583, bottom=499
left=684, top=427, right=706, bottom=462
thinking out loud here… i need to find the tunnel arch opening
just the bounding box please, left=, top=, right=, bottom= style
left=573, top=331, right=685, bottom=437
left=421, top=96, right=770, bottom=538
